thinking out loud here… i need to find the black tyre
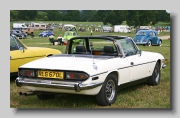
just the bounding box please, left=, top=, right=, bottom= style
left=147, top=62, right=161, bottom=86
left=96, top=74, right=118, bottom=106
left=37, top=94, right=55, bottom=100
left=147, top=40, right=152, bottom=46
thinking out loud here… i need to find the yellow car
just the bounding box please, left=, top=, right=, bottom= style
left=10, top=35, right=61, bottom=77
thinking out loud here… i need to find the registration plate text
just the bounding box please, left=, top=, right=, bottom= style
left=38, top=70, right=64, bottom=79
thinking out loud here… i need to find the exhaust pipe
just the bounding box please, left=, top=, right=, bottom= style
left=19, top=92, right=26, bottom=95
left=19, top=91, right=35, bottom=96
left=24, top=92, right=35, bottom=96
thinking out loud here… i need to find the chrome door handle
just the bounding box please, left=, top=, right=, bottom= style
left=10, top=56, right=12, bottom=59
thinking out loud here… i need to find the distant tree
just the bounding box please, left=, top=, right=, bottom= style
left=157, top=10, right=170, bottom=22
left=36, top=11, right=48, bottom=21
left=81, top=10, right=96, bottom=22
left=88, top=10, right=98, bottom=21
left=126, top=10, right=159, bottom=27
left=10, top=10, right=19, bottom=21
left=64, top=10, right=81, bottom=21
left=46, top=10, right=60, bottom=21
left=93, top=10, right=107, bottom=22
left=103, top=10, right=127, bottom=26
left=126, top=10, right=140, bottom=26
left=18, top=10, right=38, bottom=20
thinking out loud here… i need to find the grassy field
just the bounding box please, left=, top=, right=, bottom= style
left=10, top=29, right=170, bottom=108
left=155, top=22, right=170, bottom=26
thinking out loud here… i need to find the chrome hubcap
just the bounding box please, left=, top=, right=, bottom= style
left=106, top=79, right=115, bottom=101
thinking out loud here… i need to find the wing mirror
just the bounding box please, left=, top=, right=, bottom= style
left=19, top=46, right=25, bottom=53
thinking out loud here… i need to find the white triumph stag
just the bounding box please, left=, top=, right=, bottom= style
left=16, top=36, right=166, bottom=106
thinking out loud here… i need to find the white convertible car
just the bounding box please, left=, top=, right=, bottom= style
left=16, top=36, right=166, bottom=106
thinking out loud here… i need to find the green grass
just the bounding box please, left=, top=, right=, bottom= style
left=155, top=22, right=170, bottom=26
left=10, top=23, right=170, bottom=108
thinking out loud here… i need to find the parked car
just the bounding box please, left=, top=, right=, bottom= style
left=10, top=30, right=27, bottom=39
left=47, top=26, right=54, bottom=31
left=10, top=34, right=61, bottom=77
left=21, top=27, right=34, bottom=35
left=133, top=29, right=162, bottom=46
left=16, top=35, right=166, bottom=106
left=157, top=26, right=166, bottom=31
left=39, top=30, right=54, bottom=37
left=63, top=31, right=79, bottom=43
left=102, top=25, right=113, bottom=32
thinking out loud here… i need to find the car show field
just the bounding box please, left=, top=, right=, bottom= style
left=10, top=21, right=170, bottom=108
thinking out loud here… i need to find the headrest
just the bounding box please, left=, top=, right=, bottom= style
left=103, top=46, right=114, bottom=53
left=76, top=46, right=86, bottom=52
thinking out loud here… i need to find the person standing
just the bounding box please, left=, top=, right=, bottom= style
left=48, top=34, right=55, bottom=45
left=57, top=34, right=64, bottom=45
left=91, top=29, right=93, bottom=36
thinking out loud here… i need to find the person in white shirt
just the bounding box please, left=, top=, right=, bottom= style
left=57, top=34, right=64, bottom=45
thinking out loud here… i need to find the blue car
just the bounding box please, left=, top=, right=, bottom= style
left=39, top=30, right=54, bottom=37
left=133, top=29, right=162, bottom=46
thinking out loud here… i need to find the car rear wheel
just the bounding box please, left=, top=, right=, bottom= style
left=159, top=40, right=162, bottom=46
left=147, top=40, right=152, bottom=46
left=147, top=62, right=161, bottom=86
left=96, top=74, right=118, bottom=106
left=37, top=94, right=55, bottom=100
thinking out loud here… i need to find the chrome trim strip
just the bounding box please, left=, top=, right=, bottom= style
left=91, top=71, right=108, bottom=77
left=15, top=77, right=103, bottom=92
left=135, top=42, right=147, bottom=44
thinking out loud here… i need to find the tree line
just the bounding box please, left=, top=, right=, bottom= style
left=10, top=10, right=170, bottom=27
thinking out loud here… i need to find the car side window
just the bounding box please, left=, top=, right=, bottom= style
left=71, top=38, right=87, bottom=53
left=10, top=36, right=24, bottom=51
left=10, top=36, right=19, bottom=51
left=152, top=32, right=156, bottom=36
left=149, top=32, right=152, bottom=36
left=119, top=38, right=138, bottom=57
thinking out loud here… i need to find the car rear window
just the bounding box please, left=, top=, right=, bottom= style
left=136, top=31, right=146, bottom=35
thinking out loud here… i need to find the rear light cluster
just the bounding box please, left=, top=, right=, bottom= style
left=19, top=69, right=89, bottom=80
left=19, top=70, right=35, bottom=77
left=66, top=72, right=88, bottom=80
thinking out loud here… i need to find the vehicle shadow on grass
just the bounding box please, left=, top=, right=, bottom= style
left=53, top=94, right=97, bottom=108
left=10, top=76, right=17, bottom=82
left=118, top=82, right=147, bottom=94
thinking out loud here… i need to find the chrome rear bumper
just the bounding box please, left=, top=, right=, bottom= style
left=162, top=64, right=166, bottom=68
left=15, top=77, right=103, bottom=92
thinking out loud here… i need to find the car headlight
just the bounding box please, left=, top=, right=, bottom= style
left=66, top=72, right=89, bottom=80
left=19, top=69, right=35, bottom=77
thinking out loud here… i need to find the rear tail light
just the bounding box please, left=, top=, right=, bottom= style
left=66, top=72, right=89, bottom=80
left=19, top=70, right=35, bottom=77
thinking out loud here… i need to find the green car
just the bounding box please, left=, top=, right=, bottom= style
left=63, top=31, right=80, bottom=43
